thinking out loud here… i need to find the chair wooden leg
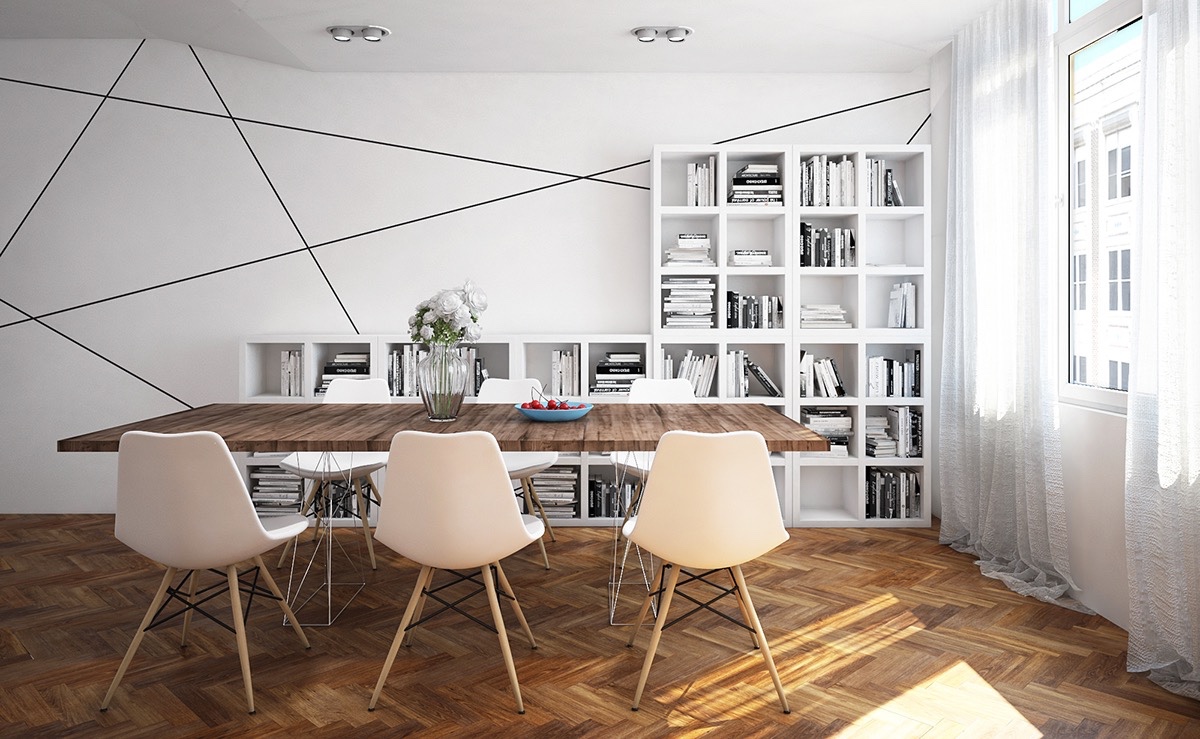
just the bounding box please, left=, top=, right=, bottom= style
left=618, top=479, right=645, bottom=538
left=494, top=561, right=536, bottom=649
left=353, top=478, right=377, bottom=570
left=483, top=563, right=525, bottom=714
left=631, top=563, right=680, bottom=711
left=253, top=555, right=309, bottom=648
left=731, top=565, right=790, bottom=714
left=100, top=566, right=177, bottom=711
left=370, top=566, right=434, bottom=711
left=524, top=478, right=556, bottom=542
left=626, top=562, right=666, bottom=647
left=180, top=570, right=197, bottom=647
left=730, top=568, right=760, bottom=650
left=519, top=479, right=550, bottom=570
left=402, top=583, right=429, bottom=648
left=226, top=565, right=256, bottom=714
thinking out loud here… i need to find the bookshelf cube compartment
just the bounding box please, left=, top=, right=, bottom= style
left=461, top=341, right=510, bottom=394
left=584, top=463, right=638, bottom=521
left=657, top=149, right=720, bottom=208
left=725, top=150, right=787, bottom=207
left=587, top=340, right=649, bottom=399
left=861, top=212, right=926, bottom=268
left=865, top=150, right=925, bottom=208
left=797, top=274, right=857, bottom=329
left=799, top=405, right=854, bottom=459
left=796, top=342, right=857, bottom=401
left=661, top=214, right=719, bottom=269
left=726, top=212, right=787, bottom=268
left=794, top=151, right=857, bottom=207
left=864, top=274, right=924, bottom=330
left=793, top=465, right=860, bottom=524
left=864, top=404, right=924, bottom=461
left=865, top=466, right=924, bottom=521
left=658, top=342, right=720, bottom=398
left=660, top=275, right=718, bottom=330
left=242, top=341, right=304, bottom=400
left=725, top=274, right=786, bottom=330
left=528, top=463, right=582, bottom=522
left=727, top=341, right=787, bottom=401
left=795, top=215, right=860, bottom=268
left=864, top=343, right=923, bottom=398
left=524, top=341, right=583, bottom=397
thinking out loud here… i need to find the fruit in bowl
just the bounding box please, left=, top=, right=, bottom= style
left=520, top=398, right=586, bottom=410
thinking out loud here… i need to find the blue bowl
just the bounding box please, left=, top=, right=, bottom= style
left=515, top=402, right=593, bottom=422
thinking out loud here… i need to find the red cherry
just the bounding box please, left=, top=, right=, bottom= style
left=530, top=400, right=544, bottom=409
left=521, top=401, right=532, bottom=409
left=547, top=399, right=559, bottom=409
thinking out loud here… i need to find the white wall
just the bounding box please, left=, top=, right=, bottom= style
left=0, top=38, right=934, bottom=513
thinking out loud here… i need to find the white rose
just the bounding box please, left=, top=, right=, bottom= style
left=423, top=310, right=437, bottom=324
left=462, top=281, right=488, bottom=312
left=419, top=325, right=434, bottom=340
left=434, top=289, right=464, bottom=316
left=451, top=305, right=472, bottom=328
left=463, top=322, right=483, bottom=342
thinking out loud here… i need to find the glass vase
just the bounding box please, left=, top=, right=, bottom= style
left=418, top=343, right=468, bottom=422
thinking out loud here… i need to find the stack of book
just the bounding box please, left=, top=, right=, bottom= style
left=865, top=415, right=898, bottom=457
left=728, top=248, right=771, bottom=267
left=887, top=282, right=918, bottom=328
left=686, top=156, right=717, bottom=206
left=867, top=349, right=921, bottom=397
left=799, top=154, right=855, bottom=206
left=549, top=348, right=579, bottom=396
left=727, top=292, right=784, bottom=329
left=665, top=233, right=714, bottom=266
left=590, top=352, right=644, bottom=396
left=315, top=352, right=369, bottom=395
left=661, top=277, right=716, bottom=328
left=886, top=405, right=923, bottom=458
left=280, top=349, right=303, bottom=397
left=664, top=349, right=718, bottom=397
left=799, top=407, right=851, bottom=457
left=800, top=304, right=852, bottom=329
left=727, top=163, right=782, bottom=205
left=248, top=458, right=304, bottom=515
left=528, top=466, right=579, bottom=519
left=867, top=159, right=905, bottom=206
left=866, top=467, right=921, bottom=519
left=798, top=223, right=856, bottom=267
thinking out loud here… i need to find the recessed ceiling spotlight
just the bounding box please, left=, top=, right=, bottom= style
left=360, top=25, right=390, bottom=42
left=630, top=26, right=693, bottom=43
left=327, top=26, right=355, bottom=42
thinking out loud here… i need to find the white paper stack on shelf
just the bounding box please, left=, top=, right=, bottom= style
left=800, top=304, right=851, bottom=328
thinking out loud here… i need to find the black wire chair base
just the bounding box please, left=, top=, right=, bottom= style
left=408, top=566, right=514, bottom=636
left=649, top=565, right=757, bottom=639
left=145, top=565, right=278, bottom=635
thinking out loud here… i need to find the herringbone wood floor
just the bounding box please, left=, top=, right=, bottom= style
left=2, top=515, right=1198, bottom=737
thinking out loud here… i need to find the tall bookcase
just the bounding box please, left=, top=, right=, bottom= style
left=651, top=144, right=932, bottom=528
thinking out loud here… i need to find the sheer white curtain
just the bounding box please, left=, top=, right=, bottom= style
left=1125, top=0, right=1200, bottom=700
left=941, top=0, right=1087, bottom=611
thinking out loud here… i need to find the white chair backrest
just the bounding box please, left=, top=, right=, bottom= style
left=323, top=377, right=391, bottom=403
left=375, top=430, right=537, bottom=570
left=476, top=377, right=543, bottom=404
left=116, top=431, right=274, bottom=571
left=628, top=378, right=695, bottom=403
left=630, top=430, right=787, bottom=570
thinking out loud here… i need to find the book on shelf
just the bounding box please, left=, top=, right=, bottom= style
left=744, top=357, right=783, bottom=397
left=662, top=277, right=716, bottom=329
left=280, top=349, right=302, bottom=397
left=798, top=406, right=851, bottom=457
left=727, top=163, right=783, bottom=205
left=867, top=349, right=921, bottom=398
left=868, top=159, right=907, bottom=207
left=887, top=282, right=918, bottom=329
left=728, top=249, right=772, bottom=267
left=804, top=356, right=845, bottom=397
left=667, top=349, right=718, bottom=397
left=798, top=222, right=856, bottom=267
left=799, top=154, right=855, bottom=207
left=665, top=232, right=714, bottom=267
left=866, top=467, right=921, bottom=519
left=686, top=156, right=717, bottom=207
left=798, top=352, right=815, bottom=397
left=726, top=292, right=784, bottom=329
left=800, top=304, right=851, bottom=329
left=605, top=351, right=642, bottom=362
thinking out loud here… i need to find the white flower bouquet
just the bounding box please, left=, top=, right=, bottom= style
left=408, top=280, right=487, bottom=346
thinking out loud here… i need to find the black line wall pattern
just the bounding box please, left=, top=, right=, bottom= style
left=0, top=38, right=932, bottom=512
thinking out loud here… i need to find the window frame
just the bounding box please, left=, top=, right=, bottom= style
left=1056, top=0, right=1142, bottom=413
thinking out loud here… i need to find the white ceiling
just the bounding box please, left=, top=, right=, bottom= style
left=0, top=0, right=996, bottom=74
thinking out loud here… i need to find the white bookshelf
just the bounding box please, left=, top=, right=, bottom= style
left=652, top=144, right=932, bottom=528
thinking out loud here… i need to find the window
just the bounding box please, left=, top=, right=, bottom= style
left=1108, top=248, right=1130, bottom=311
left=1072, top=253, right=1088, bottom=310
left=1061, top=6, right=1141, bottom=403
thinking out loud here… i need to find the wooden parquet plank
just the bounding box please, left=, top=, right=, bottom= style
left=3, top=514, right=1200, bottom=737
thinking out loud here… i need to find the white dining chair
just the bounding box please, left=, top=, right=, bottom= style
left=277, top=376, right=391, bottom=569
left=100, top=430, right=310, bottom=715
left=609, top=377, right=695, bottom=525
left=368, top=430, right=543, bottom=714
left=622, top=429, right=791, bottom=714
left=476, top=377, right=558, bottom=569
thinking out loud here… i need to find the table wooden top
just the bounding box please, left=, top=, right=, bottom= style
left=57, top=402, right=829, bottom=453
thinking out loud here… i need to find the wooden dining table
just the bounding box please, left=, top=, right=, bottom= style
left=57, top=401, right=829, bottom=454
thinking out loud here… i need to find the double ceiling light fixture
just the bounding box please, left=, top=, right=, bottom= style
left=327, top=25, right=390, bottom=42
left=631, top=26, right=693, bottom=43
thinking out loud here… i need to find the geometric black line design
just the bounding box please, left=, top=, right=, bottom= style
left=0, top=75, right=645, bottom=192
left=713, top=88, right=931, bottom=145
left=188, top=46, right=359, bottom=333
left=0, top=295, right=192, bottom=409
left=0, top=85, right=932, bottom=334
left=0, top=40, right=146, bottom=262
left=908, top=113, right=932, bottom=145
